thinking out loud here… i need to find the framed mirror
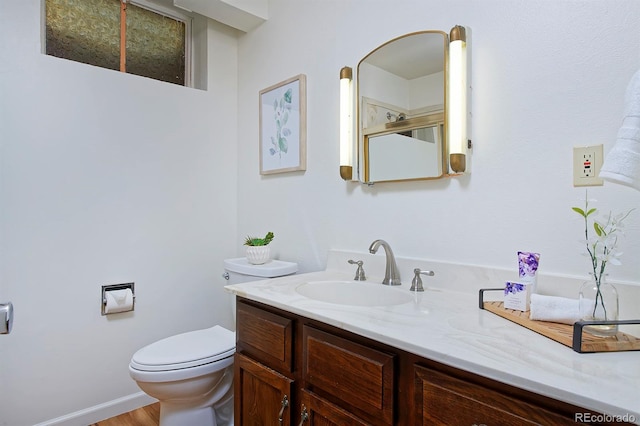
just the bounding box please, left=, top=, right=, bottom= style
left=357, top=31, right=448, bottom=183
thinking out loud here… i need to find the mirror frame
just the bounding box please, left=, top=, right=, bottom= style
left=356, top=30, right=449, bottom=184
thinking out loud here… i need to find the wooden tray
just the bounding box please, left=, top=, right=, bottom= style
left=479, top=289, right=640, bottom=353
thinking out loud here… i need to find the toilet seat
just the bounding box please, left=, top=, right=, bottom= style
left=130, top=325, right=235, bottom=372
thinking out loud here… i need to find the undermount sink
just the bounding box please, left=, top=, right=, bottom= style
left=295, top=280, right=413, bottom=306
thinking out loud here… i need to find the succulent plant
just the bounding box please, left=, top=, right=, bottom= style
left=244, top=231, right=274, bottom=246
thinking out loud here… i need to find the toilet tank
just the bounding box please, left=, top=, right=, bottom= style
left=223, top=257, right=298, bottom=284
left=223, top=257, right=298, bottom=325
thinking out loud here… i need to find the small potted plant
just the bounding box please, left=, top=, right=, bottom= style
left=244, top=231, right=274, bottom=265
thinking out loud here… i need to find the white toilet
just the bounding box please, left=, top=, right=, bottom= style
left=129, top=257, right=297, bottom=426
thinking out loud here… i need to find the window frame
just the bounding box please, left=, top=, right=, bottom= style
left=42, top=0, right=193, bottom=87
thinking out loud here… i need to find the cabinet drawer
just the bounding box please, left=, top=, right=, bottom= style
left=300, top=389, right=371, bottom=426
left=236, top=300, right=294, bottom=373
left=414, top=365, right=585, bottom=426
left=303, top=326, right=395, bottom=425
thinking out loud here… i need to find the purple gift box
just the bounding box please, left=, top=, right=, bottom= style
left=504, top=281, right=532, bottom=311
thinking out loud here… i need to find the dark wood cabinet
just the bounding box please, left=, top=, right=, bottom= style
left=299, top=390, right=371, bottom=426
left=235, top=300, right=293, bottom=373
left=303, top=326, right=395, bottom=425
left=414, top=364, right=585, bottom=426
left=234, top=353, right=293, bottom=425
left=235, top=297, right=613, bottom=426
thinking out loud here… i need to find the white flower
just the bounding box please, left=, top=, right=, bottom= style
left=572, top=192, right=633, bottom=287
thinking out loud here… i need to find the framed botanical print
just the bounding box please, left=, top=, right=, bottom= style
left=259, top=74, right=307, bottom=174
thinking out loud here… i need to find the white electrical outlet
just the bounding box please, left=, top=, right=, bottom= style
left=573, top=145, right=604, bottom=187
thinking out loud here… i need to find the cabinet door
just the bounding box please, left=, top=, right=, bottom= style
left=299, top=390, right=370, bottom=426
left=414, top=365, right=584, bottom=426
left=235, top=353, right=294, bottom=426
left=303, top=326, right=395, bottom=425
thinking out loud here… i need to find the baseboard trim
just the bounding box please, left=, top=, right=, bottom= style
left=33, top=392, right=157, bottom=426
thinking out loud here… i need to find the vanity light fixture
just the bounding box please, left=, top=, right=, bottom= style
left=340, top=66, right=354, bottom=180
left=448, top=25, right=468, bottom=173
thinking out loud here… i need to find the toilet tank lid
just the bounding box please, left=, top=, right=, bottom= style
left=224, top=257, right=298, bottom=278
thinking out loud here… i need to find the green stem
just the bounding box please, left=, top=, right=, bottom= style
left=592, top=259, right=609, bottom=319
left=582, top=196, right=608, bottom=319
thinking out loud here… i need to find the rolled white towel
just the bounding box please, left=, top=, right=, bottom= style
left=529, top=294, right=581, bottom=325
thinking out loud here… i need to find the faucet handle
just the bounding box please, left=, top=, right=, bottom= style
left=410, top=268, right=435, bottom=292
left=348, top=259, right=366, bottom=281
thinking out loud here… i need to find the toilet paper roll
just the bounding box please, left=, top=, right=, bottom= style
left=104, top=288, right=134, bottom=314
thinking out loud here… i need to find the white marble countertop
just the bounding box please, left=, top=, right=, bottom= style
left=225, top=253, right=640, bottom=424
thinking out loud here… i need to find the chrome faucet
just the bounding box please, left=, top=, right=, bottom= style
left=368, top=239, right=401, bottom=286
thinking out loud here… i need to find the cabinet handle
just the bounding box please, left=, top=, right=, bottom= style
left=298, top=405, right=309, bottom=426
left=278, top=394, right=289, bottom=425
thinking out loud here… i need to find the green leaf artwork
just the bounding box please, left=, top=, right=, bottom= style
left=269, top=88, right=294, bottom=158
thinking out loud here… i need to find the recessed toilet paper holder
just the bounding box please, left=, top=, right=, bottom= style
left=101, top=282, right=135, bottom=316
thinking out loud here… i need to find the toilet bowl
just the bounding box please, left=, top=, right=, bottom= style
left=129, top=257, right=297, bottom=426
left=129, top=326, right=235, bottom=426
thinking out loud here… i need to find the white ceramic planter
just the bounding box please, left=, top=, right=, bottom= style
left=246, top=246, right=270, bottom=265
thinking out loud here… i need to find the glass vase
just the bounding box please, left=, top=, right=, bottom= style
left=578, top=274, right=619, bottom=337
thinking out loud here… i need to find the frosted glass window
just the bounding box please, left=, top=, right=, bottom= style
left=45, top=0, right=187, bottom=86
left=46, top=0, right=121, bottom=71
left=126, top=3, right=185, bottom=85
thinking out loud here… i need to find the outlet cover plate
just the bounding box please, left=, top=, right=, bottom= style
left=573, top=145, right=604, bottom=187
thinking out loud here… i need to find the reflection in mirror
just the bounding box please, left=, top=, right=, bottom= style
left=358, top=31, right=447, bottom=183
left=364, top=115, right=444, bottom=182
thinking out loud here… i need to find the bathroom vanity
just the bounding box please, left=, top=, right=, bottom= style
left=234, top=298, right=596, bottom=425
left=225, top=251, right=640, bottom=425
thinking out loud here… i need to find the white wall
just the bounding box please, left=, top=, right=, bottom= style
left=237, top=1, right=640, bottom=280
left=409, top=72, right=444, bottom=111
left=0, top=1, right=239, bottom=425
left=359, top=62, right=411, bottom=111
left=3, top=0, right=640, bottom=424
